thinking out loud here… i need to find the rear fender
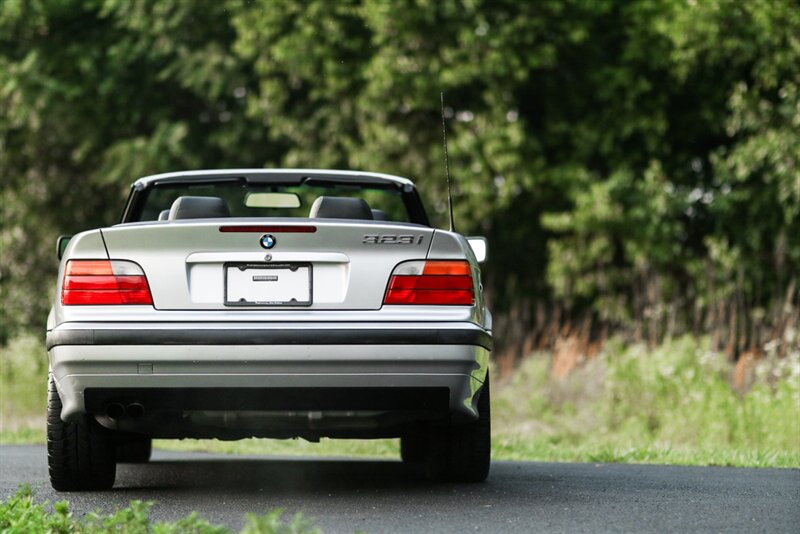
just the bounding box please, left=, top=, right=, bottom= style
left=53, top=230, right=110, bottom=326
left=427, top=230, right=487, bottom=326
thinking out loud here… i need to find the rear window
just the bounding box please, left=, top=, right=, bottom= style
left=133, top=181, right=414, bottom=223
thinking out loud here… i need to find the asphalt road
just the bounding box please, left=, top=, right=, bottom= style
left=1, top=445, right=798, bottom=533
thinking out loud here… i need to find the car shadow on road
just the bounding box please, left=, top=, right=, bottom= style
left=116, top=458, right=433, bottom=493
left=113, top=457, right=535, bottom=495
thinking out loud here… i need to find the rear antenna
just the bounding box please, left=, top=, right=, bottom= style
left=440, top=91, right=456, bottom=233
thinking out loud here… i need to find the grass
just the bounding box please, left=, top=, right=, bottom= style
left=0, top=486, right=319, bottom=533
left=0, top=334, right=46, bottom=438
left=2, top=333, right=798, bottom=468
left=491, top=336, right=800, bottom=468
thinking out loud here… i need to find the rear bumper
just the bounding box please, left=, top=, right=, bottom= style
left=47, top=322, right=491, bottom=430
left=46, top=325, right=492, bottom=350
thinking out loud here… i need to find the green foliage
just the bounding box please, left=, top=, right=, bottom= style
left=0, top=0, right=272, bottom=342
left=600, top=337, right=799, bottom=452
left=242, top=510, right=320, bottom=534
left=0, top=486, right=319, bottom=534
left=540, top=0, right=800, bottom=338
left=1, top=0, right=798, bottom=349
left=493, top=336, right=800, bottom=467
left=152, top=436, right=399, bottom=460
left=0, top=333, right=47, bottom=432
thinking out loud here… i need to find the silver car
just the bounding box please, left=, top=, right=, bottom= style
left=46, top=169, right=492, bottom=489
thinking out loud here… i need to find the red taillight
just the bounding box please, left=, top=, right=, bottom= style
left=61, top=260, right=153, bottom=305
left=384, top=260, right=475, bottom=305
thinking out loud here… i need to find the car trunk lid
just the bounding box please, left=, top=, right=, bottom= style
left=100, top=220, right=434, bottom=310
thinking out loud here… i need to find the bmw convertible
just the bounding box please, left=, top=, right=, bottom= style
left=46, top=169, right=492, bottom=489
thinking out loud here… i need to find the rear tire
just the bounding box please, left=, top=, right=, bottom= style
left=424, top=375, right=491, bottom=482
left=116, top=437, right=152, bottom=463
left=400, top=433, right=426, bottom=463
left=47, top=376, right=116, bottom=490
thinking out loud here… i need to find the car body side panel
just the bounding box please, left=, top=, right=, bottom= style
left=51, top=230, right=109, bottom=328
left=427, top=229, right=488, bottom=328
left=59, top=229, right=109, bottom=261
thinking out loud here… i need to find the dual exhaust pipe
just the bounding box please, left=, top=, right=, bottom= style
left=105, top=402, right=145, bottom=420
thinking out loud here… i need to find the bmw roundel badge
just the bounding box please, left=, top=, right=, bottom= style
left=259, top=234, right=276, bottom=249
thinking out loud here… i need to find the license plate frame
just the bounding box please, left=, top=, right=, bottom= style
left=223, top=262, right=313, bottom=307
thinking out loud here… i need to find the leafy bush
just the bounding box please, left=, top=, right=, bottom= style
left=0, top=486, right=319, bottom=534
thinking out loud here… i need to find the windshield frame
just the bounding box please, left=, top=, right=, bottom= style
left=120, top=171, right=431, bottom=226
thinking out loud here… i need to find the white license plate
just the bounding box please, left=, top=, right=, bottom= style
left=224, top=263, right=312, bottom=306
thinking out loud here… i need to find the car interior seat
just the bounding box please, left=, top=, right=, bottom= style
left=309, top=196, right=373, bottom=220
left=168, top=196, right=231, bottom=220
left=370, top=209, right=389, bottom=221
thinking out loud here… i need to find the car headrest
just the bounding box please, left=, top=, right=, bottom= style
left=158, top=210, right=170, bottom=221
left=168, top=196, right=230, bottom=220
left=309, top=196, right=373, bottom=220
left=370, top=209, right=389, bottom=221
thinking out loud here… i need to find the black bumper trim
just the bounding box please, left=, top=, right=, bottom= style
left=46, top=327, right=492, bottom=351
left=84, top=387, right=451, bottom=413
